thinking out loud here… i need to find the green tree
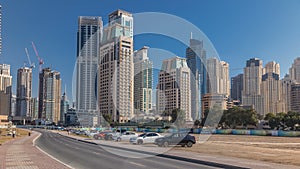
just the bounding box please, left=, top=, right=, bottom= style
left=194, top=119, right=201, bottom=128
left=219, top=107, right=258, bottom=129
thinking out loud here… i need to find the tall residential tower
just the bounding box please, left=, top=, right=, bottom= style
left=76, top=16, right=102, bottom=127
left=186, top=38, right=207, bottom=120
left=242, top=58, right=264, bottom=115
left=157, top=57, right=192, bottom=122
left=98, top=10, right=134, bottom=123
left=16, top=67, right=32, bottom=117
left=133, top=46, right=153, bottom=115
left=38, top=68, right=61, bottom=124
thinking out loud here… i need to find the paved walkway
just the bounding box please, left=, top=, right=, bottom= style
left=0, top=131, right=70, bottom=169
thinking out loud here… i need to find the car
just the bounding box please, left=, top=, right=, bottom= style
left=87, top=130, right=99, bottom=137
left=155, top=133, right=196, bottom=147
left=130, top=132, right=162, bottom=145
left=93, top=131, right=112, bottom=140
left=113, top=131, right=138, bottom=142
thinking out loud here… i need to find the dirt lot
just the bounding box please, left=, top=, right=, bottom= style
left=0, top=128, right=30, bottom=145
left=174, top=134, right=300, bottom=166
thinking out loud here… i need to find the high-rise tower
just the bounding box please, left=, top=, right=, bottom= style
left=38, top=68, right=61, bottom=124
left=242, top=58, right=264, bottom=115
left=76, top=16, right=102, bottom=127
left=289, top=57, right=300, bottom=83
left=0, top=64, right=12, bottom=115
left=186, top=38, right=207, bottom=120
left=261, top=61, right=282, bottom=114
left=16, top=67, right=32, bottom=117
left=133, top=46, right=153, bottom=115
left=157, top=57, right=192, bottom=122
left=99, top=10, right=134, bottom=123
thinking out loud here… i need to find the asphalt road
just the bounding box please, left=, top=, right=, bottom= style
left=35, top=130, right=245, bottom=169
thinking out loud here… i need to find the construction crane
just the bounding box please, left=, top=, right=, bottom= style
left=24, top=48, right=35, bottom=69
left=31, top=41, right=44, bottom=72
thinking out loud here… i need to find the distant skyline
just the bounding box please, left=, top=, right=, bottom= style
left=1, top=0, right=300, bottom=100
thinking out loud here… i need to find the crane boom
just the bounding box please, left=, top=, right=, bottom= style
left=25, top=48, right=35, bottom=68
left=31, top=41, right=44, bottom=72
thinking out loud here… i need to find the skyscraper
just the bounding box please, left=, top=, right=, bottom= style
left=242, top=58, right=264, bottom=115
left=206, top=58, right=230, bottom=96
left=76, top=16, right=102, bottom=127
left=0, top=64, right=12, bottom=93
left=186, top=38, right=207, bottom=120
left=291, top=83, right=300, bottom=113
left=156, top=57, right=192, bottom=122
left=30, top=97, right=38, bottom=120
left=99, top=10, right=134, bottom=123
left=60, top=89, right=69, bottom=125
left=220, top=61, right=230, bottom=97
left=16, top=67, right=32, bottom=117
left=289, top=57, right=300, bottom=83
left=231, top=74, right=243, bottom=102
left=0, top=64, right=12, bottom=116
left=133, top=46, right=153, bottom=114
left=0, top=5, right=2, bottom=56
left=280, top=75, right=294, bottom=113
left=38, top=68, right=61, bottom=124
left=261, top=61, right=282, bottom=114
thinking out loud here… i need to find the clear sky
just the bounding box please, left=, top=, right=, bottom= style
left=1, top=0, right=300, bottom=100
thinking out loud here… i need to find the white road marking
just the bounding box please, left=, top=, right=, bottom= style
left=129, top=161, right=146, bottom=168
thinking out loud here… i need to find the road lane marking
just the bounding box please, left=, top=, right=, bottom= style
left=129, top=161, right=146, bottom=168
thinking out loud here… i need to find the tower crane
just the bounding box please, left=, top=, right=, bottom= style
left=25, top=48, right=35, bottom=69
left=31, top=41, right=44, bottom=72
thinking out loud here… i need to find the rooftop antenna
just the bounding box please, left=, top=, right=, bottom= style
left=190, top=32, right=193, bottom=39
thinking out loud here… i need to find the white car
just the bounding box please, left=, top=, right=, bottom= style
left=113, top=131, right=138, bottom=142
left=129, top=132, right=162, bottom=145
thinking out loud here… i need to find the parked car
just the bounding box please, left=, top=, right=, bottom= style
left=93, top=131, right=112, bottom=140
left=105, top=132, right=121, bottom=141
left=155, top=133, right=196, bottom=147
left=87, top=130, right=99, bottom=137
left=130, top=132, right=162, bottom=145
left=113, top=131, right=138, bottom=142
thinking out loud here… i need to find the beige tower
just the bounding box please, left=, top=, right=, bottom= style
left=242, top=58, right=264, bottom=115
left=261, top=61, right=282, bottom=114
left=157, top=57, right=192, bottom=122
left=289, top=57, right=300, bottom=83
left=16, top=67, right=32, bottom=117
left=38, top=68, right=61, bottom=124
left=99, top=10, right=134, bottom=123
left=207, top=58, right=230, bottom=96
left=0, top=64, right=12, bottom=116
left=280, top=75, right=294, bottom=113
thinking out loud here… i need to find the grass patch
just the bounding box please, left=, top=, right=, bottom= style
left=0, top=128, right=31, bottom=145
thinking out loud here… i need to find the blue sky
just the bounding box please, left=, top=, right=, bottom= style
left=1, top=0, right=300, bottom=100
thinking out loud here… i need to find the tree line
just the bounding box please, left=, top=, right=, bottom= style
left=198, top=106, right=300, bottom=130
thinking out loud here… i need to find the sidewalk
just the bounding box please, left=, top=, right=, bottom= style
left=58, top=131, right=300, bottom=169
left=0, top=131, right=70, bottom=169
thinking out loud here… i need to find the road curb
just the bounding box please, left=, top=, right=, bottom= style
left=58, top=133, right=248, bottom=169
